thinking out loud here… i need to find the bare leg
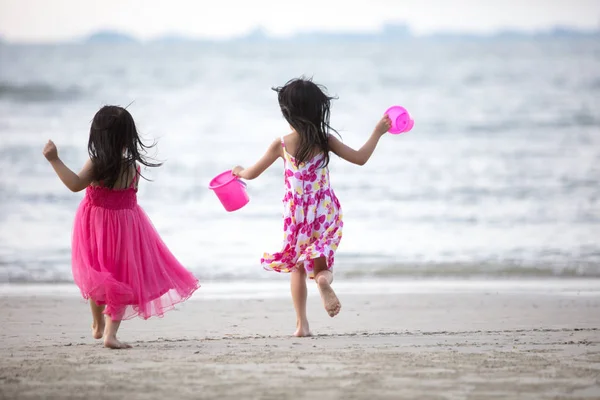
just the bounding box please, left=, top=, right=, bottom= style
left=90, top=300, right=105, bottom=339
left=313, top=257, right=341, bottom=317
left=103, top=308, right=131, bottom=349
left=291, top=265, right=311, bottom=337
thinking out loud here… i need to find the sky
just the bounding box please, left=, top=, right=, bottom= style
left=1, top=0, right=599, bottom=42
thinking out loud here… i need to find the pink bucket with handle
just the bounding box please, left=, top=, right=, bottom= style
left=385, top=106, right=414, bottom=134
left=209, top=170, right=249, bottom=212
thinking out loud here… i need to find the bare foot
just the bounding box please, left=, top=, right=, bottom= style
left=316, top=275, right=341, bottom=317
left=293, top=322, right=312, bottom=337
left=103, top=336, right=132, bottom=349
left=92, top=318, right=105, bottom=340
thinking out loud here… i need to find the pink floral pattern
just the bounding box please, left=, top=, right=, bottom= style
left=261, top=138, right=343, bottom=278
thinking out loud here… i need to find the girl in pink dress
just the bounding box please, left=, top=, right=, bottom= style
left=43, top=105, right=200, bottom=349
left=232, top=78, right=391, bottom=336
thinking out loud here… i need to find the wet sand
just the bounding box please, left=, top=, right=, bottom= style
left=1, top=279, right=599, bottom=399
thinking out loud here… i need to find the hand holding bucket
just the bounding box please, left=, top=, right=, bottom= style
left=208, top=170, right=249, bottom=212
left=385, top=106, right=414, bottom=134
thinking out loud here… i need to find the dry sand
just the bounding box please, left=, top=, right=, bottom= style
left=1, top=279, right=599, bottom=400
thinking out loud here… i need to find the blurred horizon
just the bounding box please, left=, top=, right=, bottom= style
left=1, top=21, right=600, bottom=45
left=1, top=0, right=599, bottom=43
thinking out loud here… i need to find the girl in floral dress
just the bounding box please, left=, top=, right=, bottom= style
left=233, top=78, right=391, bottom=336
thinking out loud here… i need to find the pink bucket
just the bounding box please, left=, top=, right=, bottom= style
left=385, top=105, right=414, bottom=134
left=208, top=170, right=249, bottom=212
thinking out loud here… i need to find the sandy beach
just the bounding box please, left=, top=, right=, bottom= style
left=1, top=279, right=599, bottom=400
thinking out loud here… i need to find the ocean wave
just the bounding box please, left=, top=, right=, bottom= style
left=0, top=82, right=82, bottom=102
left=337, top=262, right=600, bottom=279
left=2, top=261, right=599, bottom=284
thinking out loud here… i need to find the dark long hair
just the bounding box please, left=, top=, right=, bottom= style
left=272, top=77, right=338, bottom=167
left=87, top=105, right=161, bottom=188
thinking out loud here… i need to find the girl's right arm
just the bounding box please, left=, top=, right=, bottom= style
left=43, top=140, right=94, bottom=192
left=329, top=115, right=391, bottom=166
left=232, top=138, right=282, bottom=180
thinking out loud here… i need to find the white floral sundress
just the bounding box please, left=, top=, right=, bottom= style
left=261, top=137, right=343, bottom=278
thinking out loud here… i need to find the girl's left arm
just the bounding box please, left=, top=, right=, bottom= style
left=43, top=140, right=94, bottom=192
left=232, top=138, right=282, bottom=180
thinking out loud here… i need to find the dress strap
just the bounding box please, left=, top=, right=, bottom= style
left=280, top=136, right=285, bottom=148
left=130, top=164, right=141, bottom=189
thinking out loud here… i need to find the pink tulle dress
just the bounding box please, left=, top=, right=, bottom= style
left=71, top=167, right=199, bottom=320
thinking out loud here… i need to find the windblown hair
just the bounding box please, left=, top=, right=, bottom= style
left=272, top=77, right=338, bottom=167
left=87, top=105, right=161, bottom=188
